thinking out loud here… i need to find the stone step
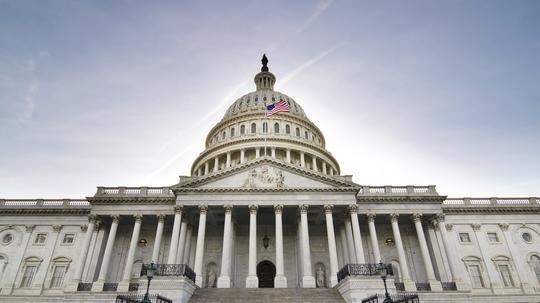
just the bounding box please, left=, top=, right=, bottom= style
left=189, top=288, right=345, bottom=303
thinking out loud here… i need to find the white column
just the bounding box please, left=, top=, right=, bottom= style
left=499, top=223, right=535, bottom=293
left=182, top=225, right=193, bottom=265
left=324, top=205, right=339, bottom=287
left=213, top=157, right=219, bottom=172
left=274, top=204, right=287, bottom=288
left=167, top=206, right=183, bottom=264
left=194, top=205, right=208, bottom=287
left=300, top=204, right=316, bottom=287
left=312, top=156, right=317, bottom=171
left=119, top=215, right=143, bottom=291
left=349, top=205, right=365, bottom=263
left=176, top=220, right=188, bottom=263
left=68, top=215, right=96, bottom=290
left=92, top=215, right=120, bottom=292
left=390, top=213, right=416, bottom=291
left=412, top=213, right=442, bottom=291
left=300, top=152, right=305, bottom=168
left=226, top=152, right=231, bottom=168
left=367, top=213, right=381, bottom=263
left=344, top=217, right=357, bottom=263
left=240, top=149, right=245, bottom=163
left=435, top=214, right=469, bottom=290
left=151, top=214, right=165, bottom=263
left=339, top=227, right=350, bottom=265
left=286, top=149, right=291, bottom=163
left=204, top=162, right=209, bottom=174
left=322, top=162, right=327, bottom=174
left=271, top=147, right=276, bottom=158
left=329, top=167, right=334, bottom=176
left=246, top=204, right=259, bottom=288
left=255, top=147, right=260, bottom=158
left=218, top=205, right=233, bottom=288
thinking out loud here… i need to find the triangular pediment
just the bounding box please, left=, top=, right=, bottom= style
left=175, top=158, right=359, bottom=190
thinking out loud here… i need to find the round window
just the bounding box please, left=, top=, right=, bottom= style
left=522, top=232, right=532, bottom=243
left=2, top=233, right=13, bottom=244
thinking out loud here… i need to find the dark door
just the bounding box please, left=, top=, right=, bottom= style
left=257, top=260, right=276, bottom=288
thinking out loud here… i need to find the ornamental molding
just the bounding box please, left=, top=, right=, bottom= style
left=157, top=214, right=166, bottom=222
left=88, top=197, right=175, bottom=204
left=412, top=213, right=422, bottom=223
left=445, top=223, right=453, bottom=231
left=348, top=204, right=359, bottom=213
left=174, top=206, right=183, bottom=214
left=471, top=224, right=481, bottom=231
left=80, top=224, right=88, bottom=232
left=499, top=223, right=509, bottom=231
left=199, top=204, right=208, bottom=214
left=442, top=206, right=540, bottom=214
left=224, top=205, right=234, bottom=213
left=134, top=214, right=143, bottom=222
left=299, top=204, right=309, bottom=213
left=366, top=213, right=376, bottom=222
left=25, top=225, right=35, bottom=233
left=249, top=204, right=258, bottom=214
left=390, top=213, right=399, bottom=223
left=111, top=214, right=120, bottom=223
left=52, top=225, right=62, bottom=233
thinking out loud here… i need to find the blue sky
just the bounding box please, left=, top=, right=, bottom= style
left=1, top=0, right=539, bottom=198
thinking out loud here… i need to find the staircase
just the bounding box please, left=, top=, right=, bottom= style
left=188, top=288, right=345, bottom=303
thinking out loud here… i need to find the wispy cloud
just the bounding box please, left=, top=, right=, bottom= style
left=18, top=59, right=39, bottom=123
left=297, top=0, right=335, bottom=33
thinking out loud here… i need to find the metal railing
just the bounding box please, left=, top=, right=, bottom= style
left=441, top=282, right=457, bottom=290
left=362, top=292, right=420, bottom=303
left=415, top=282, right=431, bottom=291
left=394, top=282, right=405, bottom=291
left=116, top=293, right=172, bottom=303
left=77, top=282, right=92, bottom=291
left=103, top=283, right=118, bottom=291
left=337, top=263, right=393, bottom=282
left=140, top=264, right=196, bottom=283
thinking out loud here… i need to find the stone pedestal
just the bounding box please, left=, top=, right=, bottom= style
left=274, top=275, right=287, bottom=288
left=337, top=276, right=396, bottom=303
left=217, top=276, right=231, bottom=288
left=429, top=280, right=443, bottom=292
left=90, top=281, right=104, bottom=292
left=302, top=276, right=316, bottom=288
left=246, top=275, right=259, bottom=288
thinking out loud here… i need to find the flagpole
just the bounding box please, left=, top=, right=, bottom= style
left=263, top=110, right=267, bottom=157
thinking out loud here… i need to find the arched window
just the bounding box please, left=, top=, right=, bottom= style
left=295, top=127, right=300, bottom=137
left=285, top=124, right=290, bottom=134
left=304, top=131, right=308, bottom=140
left=251, top=123, right=256, bottom=134
left=240, top=125, right=245, bottom=135
left=230, top=128, right=235, bottom=137
left=312, top=135, right=315, bottom=141
left=531, top=255, right=540, bottom=284
left=222, top=131, right=226, bottom=139
left=263, top=122, right=268, bottom=133
left=274, top=123, right=279, bottom=133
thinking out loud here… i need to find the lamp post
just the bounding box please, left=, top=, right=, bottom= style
left=379, top=261, right=393, bottom=303
left=142, top=261, right=156, bottom=303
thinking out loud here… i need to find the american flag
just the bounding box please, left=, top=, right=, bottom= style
left=266, top=100, right=289, bottom=116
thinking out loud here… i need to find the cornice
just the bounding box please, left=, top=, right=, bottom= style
left=357, top=196, right=446, bottom=202
left=442, top=206, right=540, bottom=214
left=173, top=187, right=359, bottom=193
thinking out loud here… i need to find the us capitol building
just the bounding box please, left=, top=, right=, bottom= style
left=1, top=56, right=539, bottom=303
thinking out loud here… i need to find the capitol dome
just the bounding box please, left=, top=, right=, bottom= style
left=191, top=55, right=340, bottom=177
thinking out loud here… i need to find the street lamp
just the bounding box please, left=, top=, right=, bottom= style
left=379, top=261, right=393, bottom=303
left=142, top=261, right=156, bottom=303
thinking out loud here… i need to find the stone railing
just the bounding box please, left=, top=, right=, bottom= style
left=337, top=263, right=393, bottom=282
left=0, top=199, right=90, bottom=208
left=443, top=197, right=539, bottom=207
left=358, top=185, right=438, bottom=196
left=95, top=186, right=174, bottom=197
left=140, top=264, right=196, bottom=283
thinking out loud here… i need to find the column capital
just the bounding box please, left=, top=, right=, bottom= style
left=199, top=204, right=208, bottom=214
left=367, top=213, right=376, bottom=222
left=111, top=214, right=120, bottom=223
left=174, top=205, right=184, bottom=214
left=25, top=224, right=35, bottom=233
left=471, top=223, right=481, bottom=231
left=88, top=214, right=97, bottom=223
left=348, top=204, right=359, bottom=214
left=436, top=213, right=445, bottom=222
left=157, top=214, right=166, bottom=222
left=445, top=223, right=453, bottom=231
left=429, top=219, right=439, bottom=229
left=299, top=204, right=309, bottom=214
left=412, top=213, right=422, bottom=223
left=499, top=223, right=509, bottom=231
left=224, top=204, right=233, bottom=213
left=80, top=224, right=88, bottom=232
left=52, top=224, right=62, bottom=233
left=390, top=213, right=399, bottom=223
left=95, top=220, right=103, bottom=231
left=323, top=204, right=334, bottom=214
left=249, top=204, right=258, bottom=214
left=134, top=214, right=143, bottom=223
left=274, top=204, right=284, bottom=214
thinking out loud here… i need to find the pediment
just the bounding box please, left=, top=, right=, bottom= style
left=175, top=158, right=358, bottom=190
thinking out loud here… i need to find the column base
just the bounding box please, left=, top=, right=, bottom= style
left=402, top=279, right=417, bottom=291
left=428, top=280, right=443, bottom=292
left=65, top=280, right=81, bottom=292
left=521, top=282, right=536, bottom=294
left=330, top=274, right=338, bottom=288
left=246, top=275, right=259, bottom=288
left=455, top=280, right=472, bottom=291
left=274, top=275, right=287, bottom=288
left=91, top=281, right=104, bottom=292
left=195, top=276, right=203, bottom=288
left=302, top=275, right=316, bottom=288
left=117, top=281, right=130, bottom=292
left=217, top=276, right=231, bottom=288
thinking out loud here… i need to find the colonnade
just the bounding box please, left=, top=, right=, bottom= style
left=75, top=205, right=461, bottom=292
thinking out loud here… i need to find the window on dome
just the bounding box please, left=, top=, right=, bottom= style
left=231, top=128, right=235, bottom=137
left=222, top=132, right=226, bottom=140
left=296, top=127, right=300, bottom=137
left=274, top=123, right=279, bottom=133
left=240, top=125, right=245, bottom=135
left=251, top=123, right=256, bottom=134
left=312, top=135, right=315, bottom=141
left=285, top=125, right=290, bottom=134
left=263, top=122, right=268, bottom=133
left=304, top=131, right=308, bottom=140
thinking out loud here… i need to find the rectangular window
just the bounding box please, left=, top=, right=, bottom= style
left=62, top=233, right=75, bottom=244
left=459, top=233, right=471, bottom=243
left=34, top=233, right=47, bottom=245
left=20, top=265, right=37, bottom=288
left=487, top=232, right=499, bottom=243
left=468, top=265, right=484, bottom=288
left=499, top=265, right=514, bottom=287
left=50, top=265, right=66, bottom=288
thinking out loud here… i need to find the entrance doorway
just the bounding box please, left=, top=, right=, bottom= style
left=257, top=260, right=276, bottom=288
